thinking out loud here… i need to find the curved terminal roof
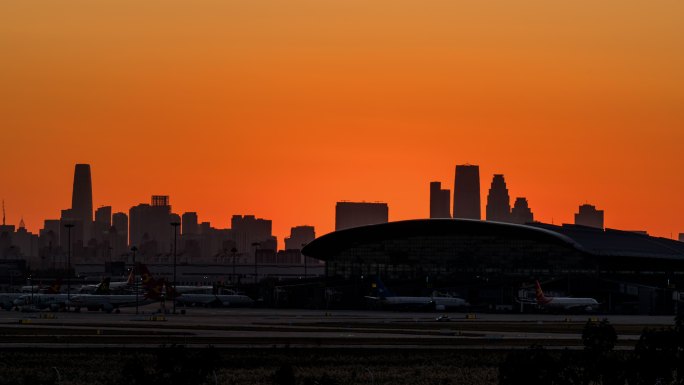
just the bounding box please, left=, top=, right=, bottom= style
left=302, top=219, right=684, bottom=262
left=302, top=219, right=585, bottom=260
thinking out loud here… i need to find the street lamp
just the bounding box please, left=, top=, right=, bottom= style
left=170, top=221, right=180, bottom=314
left=64, top=223, right=74, bottom=311
left=131, top=246, right=138, bottom=315
left=301, top=243, right=308, bottom=279
left=252, top=242, right=260, bottom=284
left=231, top=247, right=238, bottom=286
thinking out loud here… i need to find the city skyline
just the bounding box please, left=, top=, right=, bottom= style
left=2, top=161, right=681, bottom=246
left=1, top=2, right=683, bottom=241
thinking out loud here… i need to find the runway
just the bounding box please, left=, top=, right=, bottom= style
left=0, top=306, right=676, bottom=349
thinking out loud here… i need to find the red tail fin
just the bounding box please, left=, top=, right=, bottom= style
left=46, top=278, right=62, bottom=294
left=535, top=280, right=550, bottom=304
left=137, top=263, right=157, bottom=289
left=126, top=268, right=135, bottom=285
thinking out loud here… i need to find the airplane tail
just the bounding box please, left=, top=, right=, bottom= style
left=535, top=280, right=550, bottom=304
left=164, top=281, right=180, bottom=300
left=137, top=263, right=158, bottom=290
left=144, top=277, right=166, bottom=300
left=126, top=267, right=135, bottom=285
left=46, top=278, right=62, bottom=294
left=371, top=276, right=395, bottom=298
left=94, top=277, right=111, bottom=294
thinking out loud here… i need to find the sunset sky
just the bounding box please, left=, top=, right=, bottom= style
left=1, top=1, right=683, bottom=244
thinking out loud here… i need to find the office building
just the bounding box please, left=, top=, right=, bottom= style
left=93, top=206, right=112, bottom=242
left=575, top=204, right=604, bottom=229
left=284, top=225, right=316, bottom=250
left=71, top=164, right=94, bottom=242
left=182, top=212, right=199, bottom=236
left=111, top=212, right=128, bottom=260
left=231, top=215, right=276, bottom=256
left=510, top=197, right=534, bottom=224
left=453, top=164, right=481, bottom=220
left=429, top=182, right=451, bottom=218
left=335, top=202, right=389, bottom=231
left=486, top=174, right=511, bottom=222
left=128, top=195, right=173, bottom=253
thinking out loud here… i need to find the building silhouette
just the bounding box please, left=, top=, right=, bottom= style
left=453, top=165, right=481, bottom=220
left=231, top=215, right=276, bottom=257
left=93, top=206, right=112, bottom=242
left=182, top=212, right=199, bottom=236
left=71, top=164, right=93, bottom=242
left=128, top=195, right=174, bottom=253
left=486, top=174, right=511, bottom=222
left=111, top=212, right=128, bottom=259
left=574, top=204, right=604, bottom=229
left=429, top=182, right=451, bottom=218
left=510, top=197, right=534, bottom=224
left=335, top=202, right=389, bottom=231
left=680, top=233, right=684, bottom=242
left=284, top=225, right=316, bottom=250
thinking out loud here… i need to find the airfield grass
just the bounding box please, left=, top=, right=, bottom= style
left=0, top=347, right=505, bottom=385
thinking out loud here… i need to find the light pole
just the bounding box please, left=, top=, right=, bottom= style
left=231, top=247, right=238, bottom=286
left=251, top=242, right=260, bottom=285
left=131, top=246, right=138, bottom=315
left=301, top=243, right=308, bottom=279
left=64, top=223, right=74, bottom=312
left=170, top=222, right=180, bottom=314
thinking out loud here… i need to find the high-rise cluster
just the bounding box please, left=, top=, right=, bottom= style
left=0, top=164, right=317, bottom=268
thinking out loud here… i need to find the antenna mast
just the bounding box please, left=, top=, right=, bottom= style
left=2, top=200, right=5, bottom=226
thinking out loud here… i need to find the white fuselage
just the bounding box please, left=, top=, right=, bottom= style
left=539, top=296, right=599, bottom=310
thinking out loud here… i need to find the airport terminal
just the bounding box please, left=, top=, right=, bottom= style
left=302, top=219, right=684, bottom=314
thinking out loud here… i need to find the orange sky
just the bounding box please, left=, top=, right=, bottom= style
left=1, top=1, right=683, bottom=244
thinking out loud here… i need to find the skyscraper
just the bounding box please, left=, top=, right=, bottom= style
left=510, top=197, right=534, bottom=224
left=71, top=164, right=93, bottom=241
left=486, top=174, right=511, bottom=222
left=453, top=164, right=481, bottom=220
left=429, top=182, right=451, bottom=218
left=284, top=225, right=316, bottom=250
left=574, top=204, right=604, bottom=229
left=182, top=212, right=199, bottom=235
left=93, top=206, right=112, bottom=242
left=679, top=233, right=684, bottom=242
left=335, top=202, right=389, bottom=231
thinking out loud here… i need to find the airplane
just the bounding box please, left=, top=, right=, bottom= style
left=138, top=263, right=253, bottom=308
left=365, top=277, right=468, bottom=311
left=79, top=269, right=136, bottom=294
left=70, top=273, right=163, bottom=313
left=0, top=293, right=23, bottom=310
left=20, top=279, right=62, bottom=294
left=69, top=293, right=142, bottom=313
left=534, top=280, right=599, bottom=312
left=13, top=293, right=71, bottom=311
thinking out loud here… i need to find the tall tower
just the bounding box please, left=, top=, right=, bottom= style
left=71, top=164, right=93, bottom=241
left=453, top=164, right=481, bottom=220
left=429, top=182, right=451, bottom=218
left=510, top=197, right=534, bottom=224
left=574, top=204, right=604, bottom=229
left=486, top=174, right=511, bottom=222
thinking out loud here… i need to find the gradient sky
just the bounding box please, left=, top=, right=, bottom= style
left=1, top=1, right=683, bottom=244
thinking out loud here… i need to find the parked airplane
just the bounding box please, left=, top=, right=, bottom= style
left=137, top=263, right=253, bottom=307
left=365, top=277, right=468, bottom=311
left=535, top=280, right=599, bottom=311
left=69, top=293, right=141, bottom=313
left=0, top=293, right=23, bottom=310
left=14, top=293, right=70, bottom=311
left=79, top=269, right=136, bottom=294
left=20, top=279, right=62, bottom=294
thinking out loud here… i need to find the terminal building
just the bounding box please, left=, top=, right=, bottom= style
left=302, top=219, right=684, bottom=314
